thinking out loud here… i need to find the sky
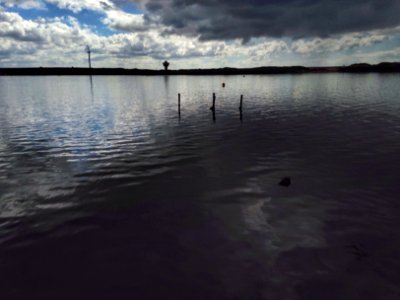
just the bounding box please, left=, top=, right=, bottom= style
left=0, top=0, right=400, bottom=69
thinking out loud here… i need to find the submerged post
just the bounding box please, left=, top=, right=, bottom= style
left=178, top=93, right=181, bottom=118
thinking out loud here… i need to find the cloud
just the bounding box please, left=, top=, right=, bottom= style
left=105, top=30, right=228, bottom=60
left=0, top=11, right=47, bottom=42
left=0, top=0, right=115, bottom=12
left=44, top=0, right=114, bottom=12
left=0, top=4, right=399, bottom=69
left=102, top=10, right=151, bottom=32
left=0, top=11, right=98, bottom=46
left=292, top=30, right=394, bottom=54
left=0, top=11, right=102, bottom=63
left=353, top=46, right=400, bottom=63
left=41, top=0, right=161, bottom=34
left=113, top=0, right=400, bottom=42
left=0, top=10, right=231, bottom=67
left=1, top=0, right=46, bottom=9
left=250, top=41, right=290, bottom=63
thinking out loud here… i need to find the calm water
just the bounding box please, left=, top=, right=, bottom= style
left=0, top=74, right=399, bottom=299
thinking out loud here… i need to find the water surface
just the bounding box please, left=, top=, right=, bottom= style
left=0, top=74, right=400, bottom=299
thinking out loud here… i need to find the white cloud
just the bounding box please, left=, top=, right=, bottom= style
left=1, top=0, right=46, bottom=9
left=0, top=10, right=233, bottom=67
left=44, top=0, right=114, bottom=13
left=0, top=11, right=104, bottom=66
left=247, top=40, right=290, bottom=61
left=102, top=10, right=150, bottom=32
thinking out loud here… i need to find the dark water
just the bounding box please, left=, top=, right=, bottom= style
left=0, top=74, right=400, bottom=299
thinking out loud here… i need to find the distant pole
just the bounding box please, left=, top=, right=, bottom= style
left=88, top=51, right=92, bottom=69
left=178, top=93, right=181, bottom=118
left=86, top=46, right=92, bottom=69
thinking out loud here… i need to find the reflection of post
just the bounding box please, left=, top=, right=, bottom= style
left=89, top=75, right=94, bottom=101
left=164, top=75, right=169, bottom=90
left=178, top=93, right=181, bottom=119
left=210, top=93, right=216, bottom=111
left=239, top=94, right=243, bottom=122
left=210, top=93, right=216, bottom=122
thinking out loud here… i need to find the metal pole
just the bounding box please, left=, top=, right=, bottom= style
left=88, top=51, right=92, bottom=69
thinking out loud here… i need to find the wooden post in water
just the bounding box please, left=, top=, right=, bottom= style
left=178, top=93, right=181, bottom=118
left=239, top=95, right=243, bottom=122
left=210, top=93, right=216, bottom=111
left=210, top=93, right=216, bottom=122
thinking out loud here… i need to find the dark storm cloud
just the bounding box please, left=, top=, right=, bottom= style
left=122, top=0, right=400, bottom=41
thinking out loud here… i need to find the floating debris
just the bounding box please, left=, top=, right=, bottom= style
left=279, top=177, right=291, bottom=187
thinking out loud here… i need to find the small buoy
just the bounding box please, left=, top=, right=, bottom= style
left=222, top=83, right=226, bottom=88
left=279, top=177, right=291, bottom=187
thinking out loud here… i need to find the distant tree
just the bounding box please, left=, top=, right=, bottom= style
left=163, top=60, right=170, bottom=71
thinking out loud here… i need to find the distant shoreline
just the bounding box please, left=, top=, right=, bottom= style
left=0, top=62, right=399, bottom=76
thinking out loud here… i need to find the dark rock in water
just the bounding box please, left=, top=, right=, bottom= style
left=279, top=177, right=291, bottom=187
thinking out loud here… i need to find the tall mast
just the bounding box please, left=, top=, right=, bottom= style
left=86, top=45, right=92, bottom=69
